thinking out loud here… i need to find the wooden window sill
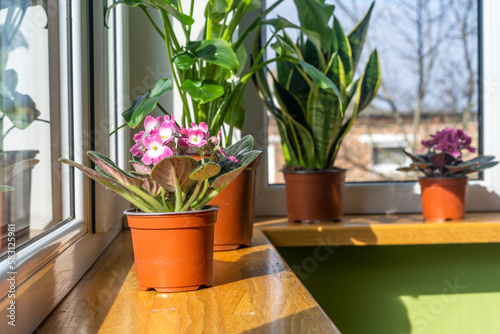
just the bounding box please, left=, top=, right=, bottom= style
left=37, top=212, right=500, bottom=333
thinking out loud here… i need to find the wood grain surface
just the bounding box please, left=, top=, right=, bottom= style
left=37, top=228, right=340, bottom=334
left=258, top=212, right=500, bottom=246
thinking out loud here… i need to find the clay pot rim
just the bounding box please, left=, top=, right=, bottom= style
left=418, top=176, right=468, bottom=180
left=282, top=168, right=347, bottom=174
left=124, top=205, right=220, bottom=217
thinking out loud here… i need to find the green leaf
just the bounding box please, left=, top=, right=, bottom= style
left=105, top=0, right=142, bottom=28
left=0, top=158, right=39, bottom=184
left=332, top=17, right=353, bottom=85
left=59, top=158, right=122, bottom=189
left=190, top=163, right=221, bottom=182
left=210, top=150, right=261, bottom=190
left=122, top=77, right=173, bottom=128
left=235, top=44, right=248, bottom=77
left=348, top=1, right=375, bottom=72
left=357, top=50, right=380, bottom=112
left=143, top=0, right=194, bottom=26
left=173, top=51, right=196, bottom=70
left=186, top=39, right=239, bottom=72
left=299, top=60, right=344, bottom=106
left=181, top=79, right=225, bottom=104
left=0, top=185, right=14, bottom=192
left=87, top=151, right=143, bottom=188
left=293, top=0, right=333, bottom=52
left=151, top=156, right=198, bottom=192
left=0, top=92, right=41, bottom=129
left=150, top=77, right=174, bottom=98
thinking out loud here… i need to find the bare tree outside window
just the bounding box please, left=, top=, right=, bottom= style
left=265, top=0, right=480, bottom=183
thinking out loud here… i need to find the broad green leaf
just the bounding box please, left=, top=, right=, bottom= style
left=1, top=92, right=41, bottom=129
left=173, top=52, right=196, bottom=70
left=190, top=163, right=221, bottom=182
left=88, top=151, right=143, bottom=188
left=150, top=77, right=173, bottom=98
left=105, top=0, right=142, bottom=28
left=122, top=77, right=173, bottom=128
left=456, top=155, right=495, bottom=165
left=181, top=79, right=225, bottom=104
left=459, top=161, right=499, bottom=175
left=187, top=39, right=239, bottom=72
left=206, top=0, right=230, bottom=23
left=348, top=1, right=375, bottom=72
left=293, top=0, right=333, bottom=52
left=151, top=156, right=198, bottom=192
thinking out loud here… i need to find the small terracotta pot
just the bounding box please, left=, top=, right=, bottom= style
left=419, top=177, right=468, bottom=222
left=209, top=154, right=261, bottom=251
left=125, top=206, right=219, bottom=292
left=283, top=169, right=346, bottom=223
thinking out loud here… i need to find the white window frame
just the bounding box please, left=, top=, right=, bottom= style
left=0, top=1, right=128, bottom=332
left=244, top=0, right=500, bottom=216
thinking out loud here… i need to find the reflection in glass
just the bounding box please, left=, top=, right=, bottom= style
left=0, top=2, right=52, bottom=255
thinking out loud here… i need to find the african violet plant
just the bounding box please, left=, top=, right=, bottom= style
left=253, top=0, right=380, bottom=170
left=60, top=116, right=261, bottom=213
left=107, top=0, right=287, bottom=145
left=397, top=127, right=498, bottom=177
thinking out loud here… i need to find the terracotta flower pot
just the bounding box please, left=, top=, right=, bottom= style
left=419, top=177, right=467, bottom=222
left=209, top=154, right=261, bottom=251
left=124, top=206, right=219, bottom=292
left=283, top=169, right=346, bottom=223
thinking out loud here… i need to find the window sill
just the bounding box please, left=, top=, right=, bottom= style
left=258, top=212, right=500, bottom=246
left=37, top=212, right=500, bottom=332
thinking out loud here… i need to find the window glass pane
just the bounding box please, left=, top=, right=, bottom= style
left=0, top=3, right=58, bottom=254
left=265, top=0, right=480, bottom=184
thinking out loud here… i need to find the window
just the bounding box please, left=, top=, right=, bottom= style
left=243, top=0, right=500, bottom=215
left=0, top=1, right=128, bottom=332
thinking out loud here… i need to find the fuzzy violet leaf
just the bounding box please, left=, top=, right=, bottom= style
left=190, top=163, right=221, bottom=182
left=150, top=156, right=198, bottom=192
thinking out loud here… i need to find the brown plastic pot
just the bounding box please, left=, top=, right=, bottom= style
left=209, top=154, right=261, bottom=251
left=283, top=169, right=346, bottom=223
left=125, top=205, right=219, bottom=292
left=419, top=177, right=468, bottom=222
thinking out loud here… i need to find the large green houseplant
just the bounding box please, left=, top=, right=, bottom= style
left=106, top=0, right=288, bottom=250
left=253, top=0, right=381, bottom=222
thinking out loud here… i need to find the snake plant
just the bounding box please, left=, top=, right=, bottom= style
left=253, top=0, right=380, bottom=170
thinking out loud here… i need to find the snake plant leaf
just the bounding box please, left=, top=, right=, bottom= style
left=299, top=60, right=344, bottom=107
left=346, top=78, right=359, bottom=106
left=88, top=151, right=143, bottom=188
left=190, top=163, right=221, bottom=182
left=181, top=79, right=225, bottom=104
left=332, top=17, right=353, bottom=85
left=151, top=156, right=198, bottom=192
left=293, top=0, right=333, bottom=52
left=186, top=39, right=239, bottom=72
left=0, top=158, right=38, bottom=184
left=348, top=1, right=375, bottom=72
left=264, top=16, right=322, bottom=52
left=356, top=50, right=380, bottom=112
left=210, top=150, right=261, bottom=190
left=122, top=77, right=173, bottom=128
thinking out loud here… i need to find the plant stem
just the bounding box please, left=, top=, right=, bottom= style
left=140, top=6, right=165, bottom=40
left=181, top=181, right=202, bottom=211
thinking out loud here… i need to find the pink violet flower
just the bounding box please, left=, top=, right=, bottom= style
left=144, top=115, right=164, bottom=133
left=142, top=134, right=174, bottom=165
left=156, top=121, right=176, bottom=144
left=185, top=129, right=208, bottom=147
